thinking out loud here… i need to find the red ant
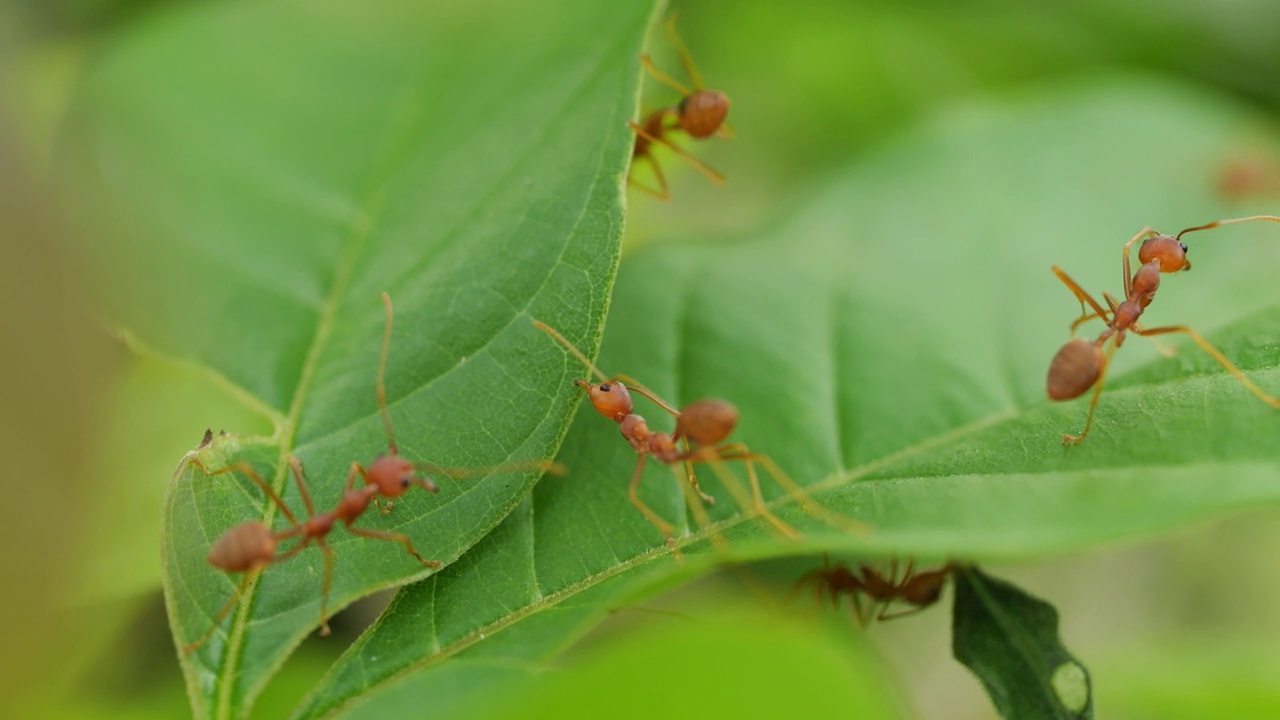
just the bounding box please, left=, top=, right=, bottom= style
left=1047, top=216, right=1280, bottom=443
left=629, top=13, right=730, bottom=200
left=533, top=320, right=861, bottom=558
left=182, top=294, right=561, bottom=653
left=1218, top=156, right=1280, bottom=201
left=793, top=554, right=950, bottom=624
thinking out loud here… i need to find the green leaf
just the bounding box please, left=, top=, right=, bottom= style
left=952, top=566, right=1093, bottom=719
left=60, top=0, right=657, bottom=717
left=299, top=78, right=1280, bottom=717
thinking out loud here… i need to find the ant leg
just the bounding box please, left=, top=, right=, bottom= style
left=877, top=603, right=933, bottom=622
left=850, top=591, right=871, bottom=627
left=1069, top=310, right=1106, bottom=336
left=1131, top=322, right=1177, bottom=358
left=1052, top=267, right=1111, bottom=323
left=287, top=455, right=318, bottom=517
left=182, top=569, right=260, bottom=654
left=1135, top=325, right=1280, bottom=407
left=722, top=450, right=802, bottom=540
left=670, top=462, right=730, bottom=555
left=629, top=155, right=671, bottom=201
left=663, top=13, right=707, bottom=90
left=639, top=53, right=692, bottom=96
left=716, top=445, right=869, bottom=535
left=189, top=459, right=301, bottom=526
left=677, top=438, right=715, bottom=506
left=1064, top=344, right=1115, bottom=444
left=628, top=454, right=682, bottom=560
left=314, top=537, right=334, bottom=637
left=628, top=121, right=725, bottom=185
left=1121, top=227, right=1159, bottom=297
left=344, top=524, right=443, bottom=568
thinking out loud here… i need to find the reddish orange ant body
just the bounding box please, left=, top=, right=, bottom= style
left=1218, top=157, right=1280, bottom=201
left=533, top=320, right=858, bottom=556
left=794, top=555, right=950, bottom=624
left=1047, top=216, right=1280, bottom=443
left=629, top=13, right=730, bottom=200
left=183, top=294, right=561, bottom=653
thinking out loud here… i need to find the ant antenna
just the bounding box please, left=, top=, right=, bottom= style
left=378, top=292, right=398, bottom=455
left=664, top=12, right=706, bottom=91
left=640, top=55, right=692, bottom=97
left=531, top=320, right=610, bottom=382
left=1177, top=214, right=1280, bottom=239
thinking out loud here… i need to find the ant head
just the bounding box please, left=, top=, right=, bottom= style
left=367, top=454, right=436, bottom=498
left=574, top=378, right=633, bottom=422
left=675, top=398, right=738, bottom=446
left=677, top=90, right=729, bottom=139
left=1137, top=234, right=1191, bottom=272
left=208, top=521, right=276, bottom=573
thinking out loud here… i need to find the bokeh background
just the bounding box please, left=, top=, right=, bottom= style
left=3, top=0, right=1280, bottom=717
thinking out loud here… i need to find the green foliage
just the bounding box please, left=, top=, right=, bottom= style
left=953, top=566, right=1094, bottom=719
left=42, top=0, right=1280, bottom=718
left=59, top=0, right=657, bottom=717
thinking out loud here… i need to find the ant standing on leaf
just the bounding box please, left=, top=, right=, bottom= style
left=532, top=320, right=863, bottom=560
left=629, top=13, right=731, bottom=200
left=793, top=554, right=951, bottom=624
left=182, top=294, right=562, bottom=654
left=1047, top=216, right=1280, bottom=444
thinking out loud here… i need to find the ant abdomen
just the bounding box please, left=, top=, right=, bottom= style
left=675, top=398, right=738, bottom=446
left=1047, top=338, right=1104, bottom=401
left=208, top=521, right=276, bottom=573
left=677, top=90, right=729, bottom=138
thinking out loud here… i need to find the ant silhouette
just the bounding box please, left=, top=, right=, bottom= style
left=182, top=294, right=562, bottom=653
left=1047, top=215, right=1280, bottom=443
left=793, top=554, right=950, bottom=624
left=533, top=320, right=861, bottom=558
left=629, top=13, right=730, bottom=200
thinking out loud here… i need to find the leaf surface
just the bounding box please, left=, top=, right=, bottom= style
left=952, top=566, right=1094, bottom=720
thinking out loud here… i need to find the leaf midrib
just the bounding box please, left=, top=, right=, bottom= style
left=209, top=54, right=431, bottom=720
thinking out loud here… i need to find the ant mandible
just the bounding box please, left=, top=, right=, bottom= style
left=533, top=320, right=859, bottom=557
left=629, top=13, right=730, bottom=200
left=183, top=294, right=561, bottom=653
left=793, top=554, right=950, bottom=624
left=1047, top=215, right=1280, bottom=443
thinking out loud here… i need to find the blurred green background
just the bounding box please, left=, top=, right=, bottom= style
left=3, top=0, right=1280, bottom=717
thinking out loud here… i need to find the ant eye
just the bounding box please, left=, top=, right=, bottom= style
left=1180, top=242, right=1188, bottom=253
left=600, top=383, right=612, bottom=392
left=401, top=476, right=412, bottom=487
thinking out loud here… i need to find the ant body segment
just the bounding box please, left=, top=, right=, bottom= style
left=1047, top=216, right=1280, bottom=443
left=533, top=320, right=859, bottom=556
left=182, top=294, right=561, bottom=654
left=793, top=554, right=950, bottom=624
left=629, top=13, right=730, bottom=200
